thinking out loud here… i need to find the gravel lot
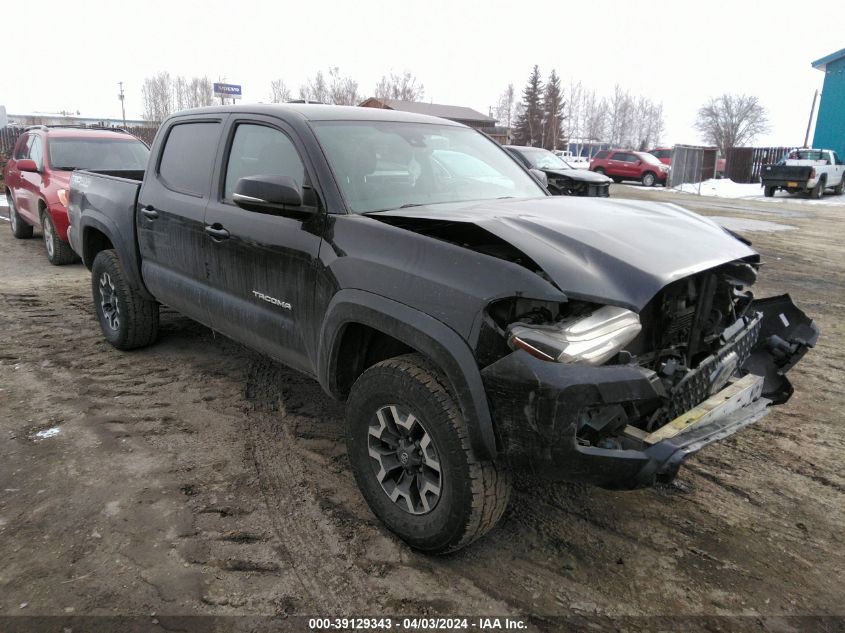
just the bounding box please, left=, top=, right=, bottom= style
left=0, top=186, right=843, bottom=630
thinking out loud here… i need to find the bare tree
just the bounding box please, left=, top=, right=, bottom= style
left=186, top=77, right=214, bottom=108
left=300, top=71, right=330, bottom=103
left=142, top=72, right=174, bottom=122
left=695, top=94, right=769, bottom=155
left=374, top=71, right=425, bottom=102
left=493, top=84, right=516, bottom=129
left=328, top=67, right=360, bottom=106
left=270, top=79, right=292, bottom=103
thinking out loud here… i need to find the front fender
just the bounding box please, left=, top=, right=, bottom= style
left=319, top=289, right=498, bottom=460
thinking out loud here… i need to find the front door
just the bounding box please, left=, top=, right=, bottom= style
left=137, top=116, right=225, bottom=325
left=203, top=118, right=323, bottom=375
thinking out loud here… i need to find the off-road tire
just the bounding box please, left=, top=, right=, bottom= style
left=346, top=353, right=511, bottom=554
left=812, top=177, right=826, bottom=199
left=764, top=185, right=775, bottom=198
left=42, top=211, right=79, bottom=266
left=7, top=193, right=33, bottom=239
left=641, top=171, right=657, bottom=187
left=91, top=250, right=159, bottom=350
left=834, top=176, right=844, bottom=196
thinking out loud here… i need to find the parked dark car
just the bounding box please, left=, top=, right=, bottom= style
left=590, top=149, right=670, bottom=186
left=3, top=126, right=149, bottom=264
left=67, top=104, right=817, bottom=553
left=505, top=145, right=611, bottom=196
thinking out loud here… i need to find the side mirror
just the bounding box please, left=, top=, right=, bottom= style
left=17, top=159, right=39, bottom=173
left=232, top=175, right=304, bottom=212
left=529, top=168, right=549, bottom=187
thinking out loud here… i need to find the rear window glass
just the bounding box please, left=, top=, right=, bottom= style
left=158, top=122, right=221, bottom=195
left=48, top=138, right=149, bottom=171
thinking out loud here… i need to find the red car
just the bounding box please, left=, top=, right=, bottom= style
left=648, top=147, right=673, bottom=165
left=590, top=149, right=670, bottom=187
left=3, top=126, right=149, bottom=264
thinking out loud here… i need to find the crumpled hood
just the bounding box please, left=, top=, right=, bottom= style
left=370, top=196, right=757, bottom=311
left=542, top=167, right=611, bottom=184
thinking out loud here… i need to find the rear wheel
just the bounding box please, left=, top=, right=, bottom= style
left=641, top=171, right=657, bottom=187
left=91, top=250, right=159, bottom=350
left=42, top=211, right=79, bottom=266
left=7, top=193, right=33, bottom=239
left=764, top=185, right=775, bottom=198
left=812, top=177, right=825, bottom=199
left=346, top=353, right=511, bottom=554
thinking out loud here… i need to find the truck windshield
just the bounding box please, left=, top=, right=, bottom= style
left=48, top=138, right=150, bottom=171
left=311, top=121, right=546, bottom=213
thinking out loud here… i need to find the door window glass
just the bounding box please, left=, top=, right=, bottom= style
left=158, top=121, right=221, bottom=196
left=223, top=124, right=305, bottom=200
left=29, top=137, right=44, bottom=169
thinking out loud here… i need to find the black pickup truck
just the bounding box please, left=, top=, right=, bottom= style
left=67, top=104, right=818, bottom=553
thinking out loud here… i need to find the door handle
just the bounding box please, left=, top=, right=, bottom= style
left=205, top=224, right=230, bottom=241
left=141, top=205, right=159, bottom=220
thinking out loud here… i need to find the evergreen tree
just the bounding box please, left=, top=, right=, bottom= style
left=542, top=69, right=565, bottom=150
left=513, top=66, right=544, bottom=146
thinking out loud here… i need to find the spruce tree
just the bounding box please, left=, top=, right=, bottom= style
left=542, top=69, right=565, bottom=151
left=513, top=66, right=544, bottom=146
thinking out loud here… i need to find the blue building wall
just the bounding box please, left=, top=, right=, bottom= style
left=813, top=53, right=845, bottom=156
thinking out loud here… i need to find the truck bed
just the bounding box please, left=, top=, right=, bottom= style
left=68, top=169, right=149, bottom=297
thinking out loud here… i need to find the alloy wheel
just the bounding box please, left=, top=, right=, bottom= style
left=368, top=404, right=442, bottom=515
left=99, top=272, right=120, bottom=331
left=43, top=218, right=55, bottom=258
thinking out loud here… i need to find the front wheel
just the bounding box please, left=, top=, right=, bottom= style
left=42, top=212, right=79, bottom=265
left=834, top=177, right=844, bottom=196
left=346, top=354, right=511, bottom=554
left=641, top=171, right=657, bottom=187
left=7, top=193, right=33, bottom=239
left=91, top=250, right=160, bottom=350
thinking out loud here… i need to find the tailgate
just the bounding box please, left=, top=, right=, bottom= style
left=761, top=164, right=812, bottom=182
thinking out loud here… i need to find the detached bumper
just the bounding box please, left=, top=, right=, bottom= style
left=480, top=294, right=818, bottom=488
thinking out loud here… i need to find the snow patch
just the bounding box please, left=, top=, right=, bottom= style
left=654, top=179, right=845, bottom=205
left=32, top=427, right=60, bottom=440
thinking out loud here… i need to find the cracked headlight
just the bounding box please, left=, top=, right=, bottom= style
left=507, top=306, right=641, bottom=365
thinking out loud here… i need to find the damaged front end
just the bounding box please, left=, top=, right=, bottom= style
left=480, top=262, right=819, bottom=488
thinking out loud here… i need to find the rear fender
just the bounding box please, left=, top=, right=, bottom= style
left=742, top=294, right=819, bottom=404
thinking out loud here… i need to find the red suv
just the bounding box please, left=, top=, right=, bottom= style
left=3, top=126, right=149, bottom=264
left=590, top=149, right=670, bottom=187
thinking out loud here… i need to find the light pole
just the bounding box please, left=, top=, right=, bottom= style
left=118, top=82, right=126, bottom=128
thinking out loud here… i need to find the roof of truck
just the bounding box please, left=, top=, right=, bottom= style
left=172, top=103, right=464, bottom=126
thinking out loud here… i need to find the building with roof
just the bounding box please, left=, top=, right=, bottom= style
left=811, top=48, right=845, bottom=156
left=358, top=98, right=509, bottom=143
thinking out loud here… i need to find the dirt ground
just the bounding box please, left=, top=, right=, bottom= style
left=0, top=185, right=843, bottom=630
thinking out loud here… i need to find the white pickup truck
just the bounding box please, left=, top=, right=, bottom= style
left=761, top=148, right=845, bottom=198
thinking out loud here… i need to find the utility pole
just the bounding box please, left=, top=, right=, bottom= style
left=804, top=89, right=819, bottom=148
left=118, top=82, right=126, bottom=127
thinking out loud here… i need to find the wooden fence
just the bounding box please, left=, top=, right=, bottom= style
left=725, top=146, right=793, bottom=183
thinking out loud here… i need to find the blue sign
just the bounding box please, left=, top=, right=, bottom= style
left=213, top=83, right=242, bottom=99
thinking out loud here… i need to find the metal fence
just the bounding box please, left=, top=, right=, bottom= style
left=667, top=145, right=719, bottom=189
left=724, top=146, right=793, bottom=183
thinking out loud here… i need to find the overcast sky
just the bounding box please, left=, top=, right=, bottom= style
left=4, top=0, right=841, bottom=146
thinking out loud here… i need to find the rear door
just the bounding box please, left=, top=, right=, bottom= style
left=606, top=151, right=630, bottom=178
left=203, top=117, right=323, bottom=375
left=137, top=115, right=225, bottom=325
left=17, top=135, right=44, bottom=225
